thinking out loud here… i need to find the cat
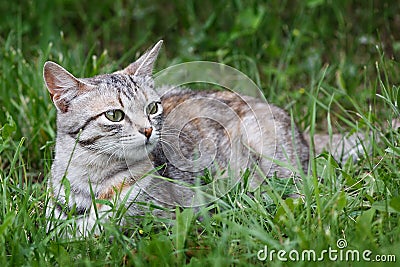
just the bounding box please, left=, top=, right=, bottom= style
left=43, top=40, right=320, bottom=236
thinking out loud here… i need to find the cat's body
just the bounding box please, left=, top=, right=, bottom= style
left=44, top=41, right=308, bottom=235
left=154, top=87, right=309, bottom=185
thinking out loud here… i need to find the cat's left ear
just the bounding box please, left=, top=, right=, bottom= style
left=43, top=61, right=94, bottom=112
left=120, top=40, right=163, bottom=76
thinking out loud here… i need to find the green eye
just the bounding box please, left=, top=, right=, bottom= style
left=146, top=102, right=159, bottom=115
left=105, top=109, right=125, bottom=122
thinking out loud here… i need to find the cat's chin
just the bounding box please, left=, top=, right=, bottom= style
left=121, top=142, right=157, bottom=163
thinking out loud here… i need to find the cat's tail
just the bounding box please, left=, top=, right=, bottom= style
left=303, top=119, right=399, bottom=163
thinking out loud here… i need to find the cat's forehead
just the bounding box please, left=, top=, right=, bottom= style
left=86, top=73, right=159, bottom=102
left=90, top=73, right=149, bottom=90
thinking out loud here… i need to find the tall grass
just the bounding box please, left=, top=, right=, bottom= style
left=0, top=0, right=399, bottom=266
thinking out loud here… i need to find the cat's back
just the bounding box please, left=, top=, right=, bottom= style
left=154, top=87, right=309, bottom=184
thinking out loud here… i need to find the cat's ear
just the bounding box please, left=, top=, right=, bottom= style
left=120, top=40, right=163, bottom=76
left=43, top=61, right=93, bottom=112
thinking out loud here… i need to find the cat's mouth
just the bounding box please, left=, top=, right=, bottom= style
left=115, top=134, right=158, bottom=163
left=119, top=134, right=159, bottom=149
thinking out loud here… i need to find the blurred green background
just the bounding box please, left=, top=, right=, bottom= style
left=0, top=1, right=399, bottom=266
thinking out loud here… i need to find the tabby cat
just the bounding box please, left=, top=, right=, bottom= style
left=44, top=41, right=311, bottom=235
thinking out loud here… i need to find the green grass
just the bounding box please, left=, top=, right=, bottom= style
left=1, top=0, right=399, bottom=266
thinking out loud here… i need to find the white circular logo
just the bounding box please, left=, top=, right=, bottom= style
left=336, top=238, right=348, bottom=249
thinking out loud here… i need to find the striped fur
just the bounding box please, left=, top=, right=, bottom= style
left=44, top=41, right=310, bottom=236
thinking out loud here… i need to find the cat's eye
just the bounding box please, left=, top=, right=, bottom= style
left=105, top=109, right=125, bottom=122
left=146, top=102, right=160, bottom=115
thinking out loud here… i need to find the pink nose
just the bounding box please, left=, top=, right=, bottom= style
left=140, top=127, right=153, bottom=139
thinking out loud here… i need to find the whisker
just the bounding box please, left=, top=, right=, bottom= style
left=159, top=132, right=195, bottom=144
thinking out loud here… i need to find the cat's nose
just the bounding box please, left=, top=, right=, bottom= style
left=139, top=127, right=153, bottom=139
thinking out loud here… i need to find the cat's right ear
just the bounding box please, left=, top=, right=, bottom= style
left=119, top=40, right=163, bottom=76
left=43, top=61, right=92, bottom=112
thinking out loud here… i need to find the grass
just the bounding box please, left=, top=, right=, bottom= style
left=0, top=0, right=399, bottom=266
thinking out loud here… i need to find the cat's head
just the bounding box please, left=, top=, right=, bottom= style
left=43, top=41, right=164, bottom=163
